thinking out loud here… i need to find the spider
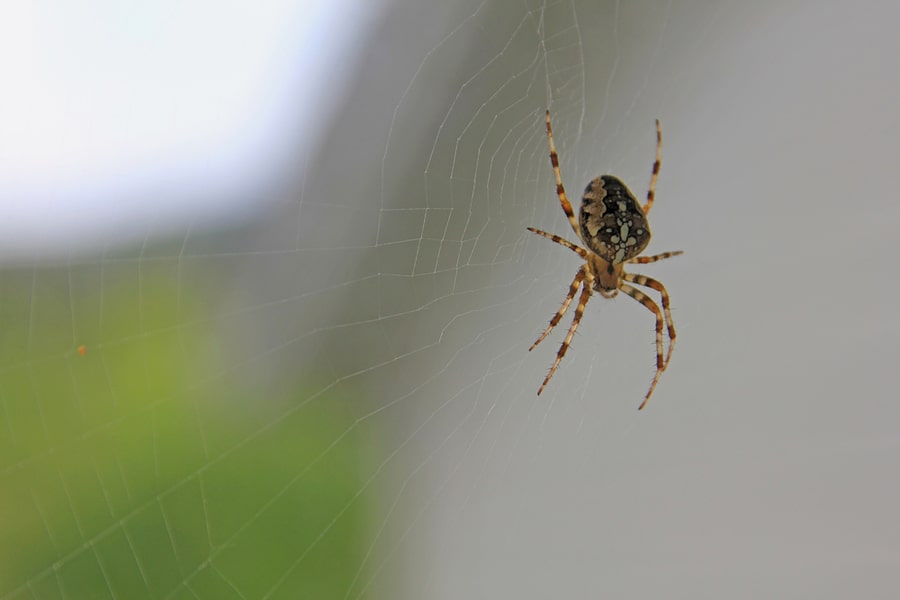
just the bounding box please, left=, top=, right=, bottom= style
left=527, top=110, right=683, bottom=409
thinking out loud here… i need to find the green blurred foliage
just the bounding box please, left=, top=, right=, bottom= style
left=0, top=265, right=371, bottom=599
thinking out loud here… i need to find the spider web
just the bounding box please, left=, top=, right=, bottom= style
left=3, top=0, right=900, bottom=598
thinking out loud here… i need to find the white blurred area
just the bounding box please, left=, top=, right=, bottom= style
left=0, top=0, right=387, bottom=258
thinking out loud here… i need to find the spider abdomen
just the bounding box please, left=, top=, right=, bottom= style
left=580, top=175, right=651, bottom=264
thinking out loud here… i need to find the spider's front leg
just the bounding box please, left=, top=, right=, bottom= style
left=624, top=272, right=677, bottom=370
left=537, top=276, right=593, bottom=395
left=619, top=283, right=666, bottom=410
left=530, top=268, right=586, bottom=351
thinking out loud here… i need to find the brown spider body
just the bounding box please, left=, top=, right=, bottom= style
left=585, top=254, right=623, bottom=298
left=528, top=110, right=683, bottom=409
left=580, top=176, right=651, bottom=265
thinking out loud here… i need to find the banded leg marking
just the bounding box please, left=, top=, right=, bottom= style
left=628, top=250, right=683, bottom=265
left=537, top=281, right=592, bottom=395
left=530, top=268, right=586, bottom=351
left=545, top=110, right=580, bottom=237
left=620, top=282, right=665, bottom=410
left=644, top=119, right=662, bottom=214
left=526, top=227, right=588, bottom=258
left=624, top=272, right=676, bottom=370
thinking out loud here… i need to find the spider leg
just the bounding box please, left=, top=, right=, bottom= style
left=530, top=267, right=586, bottom=351
left=537, top=279, right=592, bottom=395
left=623, top=272, right=676, bottom=371
left=619, top=282, right=665, bottom=410
left=545, top=110, right=581, bottom=237
left=526, top=227, right=588, bottom=258
left=628, top=250, right=683, bottom=264
left=643, top=119, right=662, bottom=214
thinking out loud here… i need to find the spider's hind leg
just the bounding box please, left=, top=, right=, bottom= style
left=545, top=110, right=581, bottom=237
left=643, top=119, right=662, bottom=214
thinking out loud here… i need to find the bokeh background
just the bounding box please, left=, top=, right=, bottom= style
left=2, top=0, right=899, bottom=598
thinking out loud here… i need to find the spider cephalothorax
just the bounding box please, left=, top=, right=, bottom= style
left=527, top=110, right=683, bottom=409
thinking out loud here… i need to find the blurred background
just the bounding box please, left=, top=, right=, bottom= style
left=2, top=0, right=899, bottom=598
